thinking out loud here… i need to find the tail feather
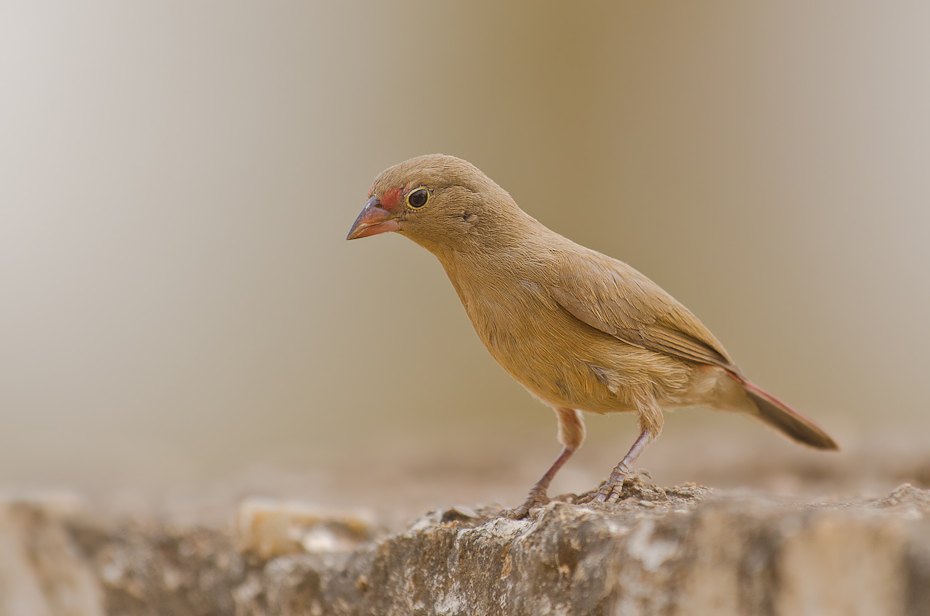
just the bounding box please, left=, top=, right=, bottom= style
left=738, top=379, right=839, bottom=451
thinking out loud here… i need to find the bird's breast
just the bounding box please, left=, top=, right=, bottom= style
left=451, top=273, right=674, bottom=413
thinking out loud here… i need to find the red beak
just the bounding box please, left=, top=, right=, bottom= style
left=346, top=197, right=400, bottom=240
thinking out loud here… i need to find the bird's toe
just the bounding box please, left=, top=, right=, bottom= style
left=504, top=489, right=550, bottom=519
left=576, top=477, right=627, bottom=504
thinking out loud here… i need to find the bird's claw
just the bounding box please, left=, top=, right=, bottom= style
left=504, top=489, right=550, bottom=519
left=576, top=476, right=627, bottom=504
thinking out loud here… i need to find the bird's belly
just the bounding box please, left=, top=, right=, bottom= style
left=472, top=304, right=690, bottom=414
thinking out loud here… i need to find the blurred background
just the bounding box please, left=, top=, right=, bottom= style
left=2, top=2, right=928, bottom=520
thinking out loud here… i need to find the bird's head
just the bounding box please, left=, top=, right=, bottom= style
left=346, top=154, right=524, bottom=256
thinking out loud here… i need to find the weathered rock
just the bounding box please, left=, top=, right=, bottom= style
left=3, top=481, right=930, bottom=616
left=0, top=494, right=104, bottom=616
left=235, top=498, right=378, bottom=558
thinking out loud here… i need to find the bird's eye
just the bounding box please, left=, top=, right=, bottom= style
left=406, top=188, right=430, bottom=209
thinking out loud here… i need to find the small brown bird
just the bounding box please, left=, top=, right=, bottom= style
left=347, top=154, right=838, bottom=517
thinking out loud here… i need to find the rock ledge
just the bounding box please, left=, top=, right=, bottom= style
left=2, top=479, right=929, bottom=616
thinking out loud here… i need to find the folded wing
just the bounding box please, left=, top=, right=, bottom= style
left=550, top=250, right=738, bottom=373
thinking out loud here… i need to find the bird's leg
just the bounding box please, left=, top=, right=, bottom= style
left=591, top=429, right=653, bottom=503
left=506, top=446, right=576, bottom=519
left=506, top=408, right=584, bottom=519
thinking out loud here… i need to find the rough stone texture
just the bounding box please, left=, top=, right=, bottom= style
left=0, top=499, right=104, bottom=616
left=3, top=479, right=930, bottom=616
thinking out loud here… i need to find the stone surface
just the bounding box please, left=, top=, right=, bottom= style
left=0, top=494, right=104, bottom=616
left=2, top=479, right=930, bottom=616
left=235, top=497, right=378, bottom=558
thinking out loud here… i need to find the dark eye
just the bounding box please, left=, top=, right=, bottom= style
left=407, top=188, right=429, bottom=208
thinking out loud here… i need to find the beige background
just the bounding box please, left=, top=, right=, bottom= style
left=2, top=2, right=928, bottom=514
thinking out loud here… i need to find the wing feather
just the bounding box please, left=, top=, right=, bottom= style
left=550, top=250, right=738, bottom=372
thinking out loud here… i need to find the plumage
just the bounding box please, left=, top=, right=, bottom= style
left=347, top=154, right=838, bottom=517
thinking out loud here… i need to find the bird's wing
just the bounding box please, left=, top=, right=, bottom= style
left=549, top=249, right=739, bottom=372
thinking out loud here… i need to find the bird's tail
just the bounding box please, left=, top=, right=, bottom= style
left=735, top=377, right=839, bottom=451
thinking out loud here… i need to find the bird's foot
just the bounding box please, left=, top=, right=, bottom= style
left=591, top=480, right=626, bottom=503
left=576, top=468, right=631, bottom=504
left=574, top=481, right=624, bottom=504
left=504, top=488, right=550, bottom=519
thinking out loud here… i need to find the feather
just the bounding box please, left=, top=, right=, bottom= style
left=550, top=249, right=738, bottom=373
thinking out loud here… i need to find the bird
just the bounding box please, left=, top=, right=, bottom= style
left=347, top=154, right=838, bottom=518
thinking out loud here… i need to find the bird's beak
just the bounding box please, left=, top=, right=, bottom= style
left=346, top=197, right=400, bottom=240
